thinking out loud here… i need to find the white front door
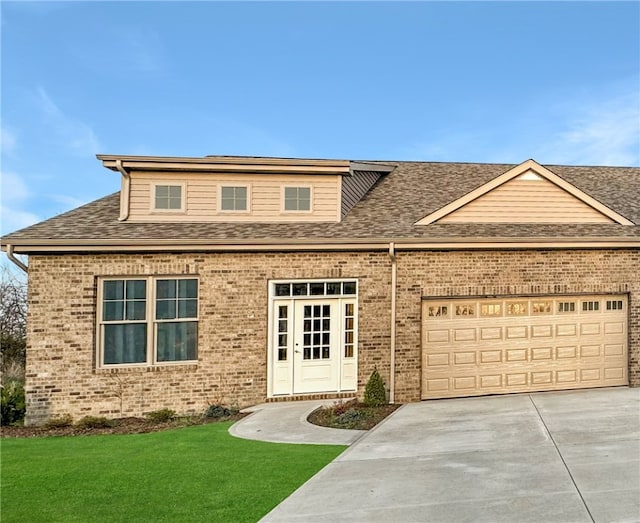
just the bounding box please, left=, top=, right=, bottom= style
left=292, top=301, right=340, bottom=393
left=269, top=280, right=358, bottom=397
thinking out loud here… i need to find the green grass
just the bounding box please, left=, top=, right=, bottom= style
left=1, top=422, right=345, bottom=522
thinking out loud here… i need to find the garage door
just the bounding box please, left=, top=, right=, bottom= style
left=422, top=295, right=628, bottom=399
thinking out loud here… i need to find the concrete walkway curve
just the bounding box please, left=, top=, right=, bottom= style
left=229, top=399, right=366, bottom=445
left=260, top=387, right=640, bottom=523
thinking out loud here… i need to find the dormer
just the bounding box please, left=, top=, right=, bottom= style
left=98, top=155, right=392, bottom=223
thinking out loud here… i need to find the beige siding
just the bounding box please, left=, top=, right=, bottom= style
left=439, top=173, right=614, bottom=223
left=128, top=171, right=341, bottom=222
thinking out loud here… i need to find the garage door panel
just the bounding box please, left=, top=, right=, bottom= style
left=454, top=328, right=476, bottom=342
left=556, top=323, right=578, bottom=336
left=506, top=348, right=528, bottom=362
left=580, top=323, right=601, bottom=335
left=605, top=322, right=624, bottom=335
left=531, top=347, right=553, bottom=360
left=604, top=344, right=624, bottom=357
left=532, top=325, right=553, bottom=337
left=506, top=326, right=528, bottom=339
left=580, top=345, right=602, bottom=358
left=422, top=294, right=628, bottom=399
left=427, top=329, right=450, bottom=343
left=481, top=327, right=502, bottom=340
left=426, top=353, right=450, bottom=366
left=454, top=351, right=476, bottom=365
left=556, top=346, right=578, bottom=359
left=531, top=371, right=553, bottom=384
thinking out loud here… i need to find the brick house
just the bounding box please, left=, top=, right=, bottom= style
left=2, top=154, right=639, bottom=425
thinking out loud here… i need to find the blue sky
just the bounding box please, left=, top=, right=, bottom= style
left=1, top=1, right=639, bottom=238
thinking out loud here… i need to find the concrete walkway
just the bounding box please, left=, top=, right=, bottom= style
left=260, top=387, right=640, bottom=523
left=229, top=399, right=366, bottom=445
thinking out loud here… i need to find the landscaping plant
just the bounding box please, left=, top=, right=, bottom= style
left=364, top=368, right=387, bottom=407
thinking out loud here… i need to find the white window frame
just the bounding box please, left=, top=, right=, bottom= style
left=97, top=276, right=199, bottom=368
left=218, top=184, right=251, bottom=213
left=150, top=182, right=186, bottom=213
left=281, top=185, right=313, bottom=213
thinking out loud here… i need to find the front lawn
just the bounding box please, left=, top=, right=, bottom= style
left=1, top=422, right=345, bottom=522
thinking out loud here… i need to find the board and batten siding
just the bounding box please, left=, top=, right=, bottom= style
left=439, top=174, right=615, bottom=223
left=128, top=171, right=341, bottom=222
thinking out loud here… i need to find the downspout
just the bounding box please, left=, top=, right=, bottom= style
left=388, top=242, right=397, bottom=403
left=116, top=159, right=131, bottom=221
left=6, top=244, right=28, bottom=273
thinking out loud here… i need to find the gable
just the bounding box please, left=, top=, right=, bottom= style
left=416, top=160, right=633, bottom=225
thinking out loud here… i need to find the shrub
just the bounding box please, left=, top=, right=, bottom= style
left=204, top=404, right=237, bottom=418
left=364, top=368, right=387, bottom=407
left=44, top=414, right=73, bottom=429
left=145, top=408, right=176, bottom=423
left=331, top=399, right=357, bottom=416
left=76, top=416, right=117, bottom=429
left=1, top=379, right=25, bottom=426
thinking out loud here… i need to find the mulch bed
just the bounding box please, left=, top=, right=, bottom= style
left=307, top=400, right=400, bottom=430
left=1, top=414, right=246, bottom=438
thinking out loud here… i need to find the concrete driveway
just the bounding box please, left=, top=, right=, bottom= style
left=262, top=387, right=640, bottom=522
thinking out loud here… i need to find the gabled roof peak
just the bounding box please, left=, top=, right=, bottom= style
left=415, top=159, right=634, bottom=226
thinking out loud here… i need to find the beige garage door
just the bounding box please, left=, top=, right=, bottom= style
left=422, top=295, right=628, bottom=399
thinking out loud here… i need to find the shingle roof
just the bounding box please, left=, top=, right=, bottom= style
left=3, top=160, right=639, bottom=249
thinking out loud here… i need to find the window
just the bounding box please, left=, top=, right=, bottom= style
left=277, top=305, right=288, bottom=361
left=428, top=305, right=448, bottom=317
left=154, top=185, right=183, bottom=210
left=507, top=302, right=528, bottom=315
left=274, top=281, right=357, bottom=297
left=99, top=277, right=198, bottom=366
left=532, top=301, right=552, bottom=314
left=606, top=300, right=623, bottom=311
left=283, top=187, right=311, bottom=211
left=455, top=304, right=475, bottom=316
left=558, top=301, right=576, bottom=313
left=344, top=303, right=355, bottom=358
left=220, top=186, right=248, bottom=211
left=480, top=303, right=502, bottom=317
left=582, top=300, right=600, bottom=312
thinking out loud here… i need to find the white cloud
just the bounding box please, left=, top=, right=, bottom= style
left=1, top=127, right=17, bottom=154
left=542, top=91, right=639, bottom=166
left=36, top=87, right=102, bottom=154
left=1, top=171, right=30, bottom=203
left=0, top=171, right=40, bottom=235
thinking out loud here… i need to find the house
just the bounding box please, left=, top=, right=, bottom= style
left=2, top=154, right=639, bottom=426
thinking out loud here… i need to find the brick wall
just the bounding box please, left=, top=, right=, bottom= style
left=24, top=252, right=391, bottom=425
left=24, top=248, right=639, bottom=424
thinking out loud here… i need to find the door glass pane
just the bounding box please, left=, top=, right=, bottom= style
left=275, top=284, right=291, bottom=297
left=343, top=282, right=356, bottom=295
left=326, top=282, right=341, bottom=295
left=293, top=283, right=308, bottom=296
left=302, top=302, right=331, bottom=361
left=310, top=283, right=324, bottom=295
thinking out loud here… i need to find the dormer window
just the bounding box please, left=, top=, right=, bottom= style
left=153, top=184, right=184, bottom=211
left=283, top=186, right=311, bottom=212
left=220, top=186, right=249, bottom=212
